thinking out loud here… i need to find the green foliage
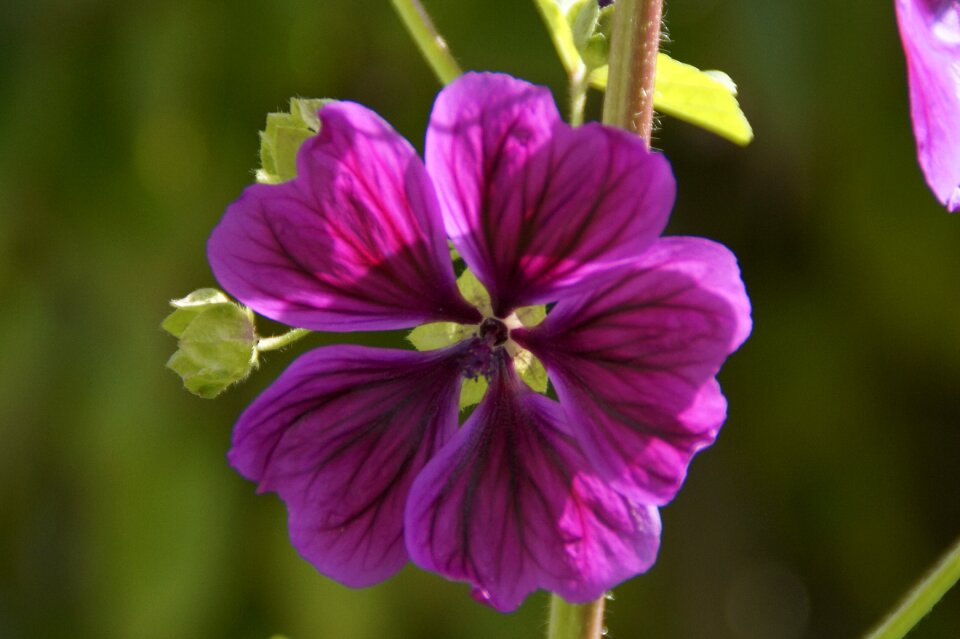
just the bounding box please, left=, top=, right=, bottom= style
left=532, top=0, right=753, bottom=144
left=406, top=269, right=549, bottom=406
left=455, top=268, right=492, bottom=316
left=591, top=54, right=754, bottom=145
left=407, top=322, right=471, bottom=351
left=568, top=0, right=614, bottom=70
left=257, top=98, right=331, bottom=184
left=459, top=377, right=489, bottom=410
left=162, top=289, right=258, bottom=398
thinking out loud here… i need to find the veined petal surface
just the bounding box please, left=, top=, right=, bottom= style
left=209, top=102, right=480, bottom=331
left=896, top=0, right=960, bottom=211
left=229, top=345, right=463, bottom=587
left=514, top=238, right=751, bottom=504
left=405, top=354, right=661, bottom=612
left=426, top=72, right=675, bottom=317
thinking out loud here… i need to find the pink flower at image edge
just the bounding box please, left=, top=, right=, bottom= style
left=896, top=0, right=960, bottom=211
left=207, top=72, right=752, bottom=611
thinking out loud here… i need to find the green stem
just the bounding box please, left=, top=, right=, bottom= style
left=864, top=535, right=960, bottom=639
left=547, top=594, right=606, bottom=639
left=601, top=0, right=663, bottom=145
left=390, top=0, right=462, bottom=85
left=257, top=328, right=311, bottom=352
left=569, top=65, right=588, bottom=127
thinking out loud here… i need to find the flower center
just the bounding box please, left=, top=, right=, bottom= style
left=478, top=317, right=509, bottom=346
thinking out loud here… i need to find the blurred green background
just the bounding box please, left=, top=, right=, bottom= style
left=1, top=1, right=958, bottom=637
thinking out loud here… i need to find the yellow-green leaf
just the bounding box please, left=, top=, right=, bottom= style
left=514, top=348, right=549, bottom=393
left=406, top=322, right=470, bottom=351
left=515, top=304, right=547, bottom=328
left=455, top=269, right=491, bottom=316
left=532, top=0, right=583, bottom=74
left=589, top=53, right=753, bottom=145
left=460, top=377, right=488, bottom=410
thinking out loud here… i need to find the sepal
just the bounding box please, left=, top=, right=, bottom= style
left=162, top=288, right=258, bottom=398
left=257, top=97, right=332, bottom=184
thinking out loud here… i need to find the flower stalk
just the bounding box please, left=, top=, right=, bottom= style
left=601, top=0, right=664, bottom=145
left=257, top=328, right=311, bottom=352
left=548, top=0, right=665, bottom=636
left=390, top=0, right=462, bottom=85
left=569, top=65, right=589, bottom=127
left=548, top=595, right=607, bottom=639
left=864, top=535, right=960, bottom=639
left=548, top=1, right=666, bottom=637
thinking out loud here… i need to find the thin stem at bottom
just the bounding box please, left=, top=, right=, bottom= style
left=864, top=535, right=960, bottom=639
left=547, top=593, right=607, bottom=639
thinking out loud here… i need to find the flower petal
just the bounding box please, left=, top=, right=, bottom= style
left=209, top=102, right=481, bottom=331
left=405, top=354, right=661, bottom=612
left=229, top=345, right=463, bottom=587
left=513, top=237, right=751, bottom=504
left=896, top=0, right=960, bottom=211
left=426, top=72, right=675, bottom=316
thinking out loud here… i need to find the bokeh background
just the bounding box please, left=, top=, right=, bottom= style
left=2, top=0, right=958, bottom=637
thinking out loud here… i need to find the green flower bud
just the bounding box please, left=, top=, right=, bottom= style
left=162, top=289, right=258, bottom=399
left=257, top=97, right=332, bottom=184
left=568, top=0, right=613, bottom=70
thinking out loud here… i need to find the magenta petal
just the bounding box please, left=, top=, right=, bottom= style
left=229, top=345, right=463, bottom=587
left=426, top=73, right=675, bottom=316
left=514, top=238, right=752, bottom=504
left=405, top=356, right=662, bottom=612
left=896, top=0, right=960, bottom=211
left=208, top=102, right=481, bottom=331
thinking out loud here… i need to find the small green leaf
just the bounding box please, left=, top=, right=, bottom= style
left=407, top=322, right=471, bottom=351
left=589, top=53, right=754, bottom=145
left=515, top=304, right=547, bottom=328
left=514, top=348, right=549, bottom=393
left=570, top=0, right=599, bottom=54
left=455, top=269, right=491, bottom=316
left=257, top=97, right=332, bottom=184
left=447, top=240, right=461, bottom=263
left=459, top=377, right=488, bottom=410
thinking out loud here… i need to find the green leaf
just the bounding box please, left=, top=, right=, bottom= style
left=407, top=269, right=488, bottom=350
left=447, top=239, right=461, bottom=263
left=532, top=0, right=583, bottom=74
left=515, top=304, right=547, bottom=328
left=407, top=322, right=471, bottom=351
left=570, top=0, right=599, bottom=54
left=459, top=377, right=488, bottom=410
left=455, top=269, right=491, bottom=316
left=589, top=53, right=754, bottom=146
left=257, top=97, right=332, bottom=184
left=514, top=348, right=549, bottom=393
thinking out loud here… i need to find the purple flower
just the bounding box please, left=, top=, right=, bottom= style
left=208, top=73, right=751, bottom=611
left=896, top=0, right=960, bottom=211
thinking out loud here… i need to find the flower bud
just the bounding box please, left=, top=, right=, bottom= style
left=256, top=98, right=331, bottom=184
left=569, top=0, right=614, bottom=70
left=162, top=289, right=258, bottom=398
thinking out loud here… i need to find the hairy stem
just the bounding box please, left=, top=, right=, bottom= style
left=257, top=328, right=311, bottom=352
left=864, top=535, right=960, bottom=639
left=390, top=0, right=461, bottom=85
left=601, top=0, right=663, bottom=145
left=547, top=594, right=607, bottom=639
